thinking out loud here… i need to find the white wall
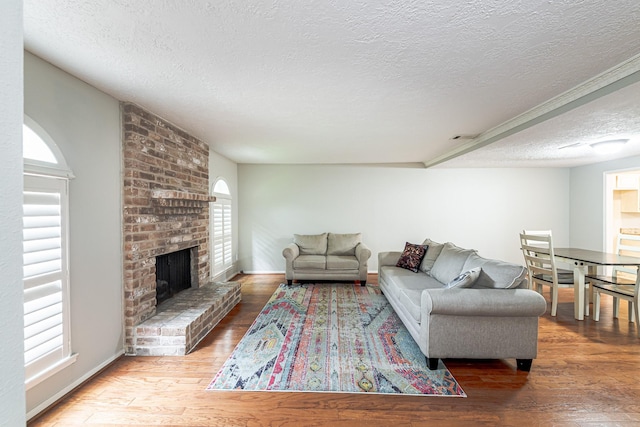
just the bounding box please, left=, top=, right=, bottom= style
left=238, top=164, right=570, bottom=272
left=0, top=1, right=26, bottom=425
left=24, top=52, right=124, bottom=418
left=209, top=150, right=240, bottom=281
left=570, top=154, right=640, bottom=250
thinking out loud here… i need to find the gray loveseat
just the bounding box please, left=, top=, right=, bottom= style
left=378, top=239, right=547, bottom=371
left=283, top=232, right=371, bottom=285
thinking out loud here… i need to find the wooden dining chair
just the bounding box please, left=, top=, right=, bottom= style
left=588, top=233, right=640, bottom=327
left=520, top=230, right=575, bottom=317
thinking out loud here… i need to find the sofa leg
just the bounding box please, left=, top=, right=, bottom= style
left=516, top=359, right=532, bottom=372
left=287, top=280, right=292, bottom=285
left=360, top=280, right=366, bottom=286
left=426, top=357, right=439, bottom=370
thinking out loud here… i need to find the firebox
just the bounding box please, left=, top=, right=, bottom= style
left=155, top=248, right=194, bottom=305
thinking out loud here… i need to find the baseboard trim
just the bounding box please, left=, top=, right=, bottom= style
left=240, top=271, right=376, bottom=275
left=27, top=350, right=125, bottom=422
left=241, top=270, right=286, bottom=274
left=211, top=267, right=241, bottom=283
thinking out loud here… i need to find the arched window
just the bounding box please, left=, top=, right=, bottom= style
left=23, top=124, right=56, bottom=163
left=213, top=179, right=230, bottom=195
left=211, top=178, right=233, bottom=277
left=23, top=117, right=76, bottom=389
left=23, top=116, right=73, bottom=178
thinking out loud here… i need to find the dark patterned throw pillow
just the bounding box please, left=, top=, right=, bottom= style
left=396, top=242, right=428, bottom=273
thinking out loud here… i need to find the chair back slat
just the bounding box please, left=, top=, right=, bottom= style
left=614, top=233, right=640, bottom=278
left=520, top=230, right=561, bottom=283
left=520, top=229, right=576, bottom=316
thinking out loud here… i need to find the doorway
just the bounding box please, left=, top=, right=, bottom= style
left=605, top=169, right=640, bottom=252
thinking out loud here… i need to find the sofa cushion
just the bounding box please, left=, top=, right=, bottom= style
left=462, top=253, right=528, bottom=289
left=294, top=233, right=328, bottom=255
left=445, top=267, right=481, bottom=289
left=430, top=242, right=477, bottom=284
left=379, top=266, right=442, bottom=300
left=293, top=254, right=326, bottom=269
left=396, top=242, right=428, bottom=273
left=327, top=233, right=362, bottom=256
left=380, top=266, right=441, bottom=324
left=326, top=255, right=359, bottom=270
left=419, top=238, right=444, bottom=274
left=396, top=287, right=423, bottom=324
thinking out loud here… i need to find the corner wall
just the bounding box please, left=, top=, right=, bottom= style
left=238, top=164, right=571, bottom=273
left=0, top=1, right=26, bottom=424
left=24, top=52, right=123, bottom=417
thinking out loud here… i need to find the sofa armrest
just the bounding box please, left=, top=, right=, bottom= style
left=378, top=251, right=401, bottom=267
left=421, top=288, right=547, bottom=317
left=355, top=243, right=372, bottom=263
left=282, top=243, right=300, bottom=260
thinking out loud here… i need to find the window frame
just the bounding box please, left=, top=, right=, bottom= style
left=211, top=178, right=233, bottom=277
left=22, top=117, right=76, bottom=389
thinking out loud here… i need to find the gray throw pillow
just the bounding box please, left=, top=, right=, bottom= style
left=294, top=233, right=328, bottom=255
left=430, top=242, right=477, bottom=284
left=462, top=253, right=528, bottom=289
left=444, top=267, right=481, bottom=289
left=419, top=238, right=444, bottom=274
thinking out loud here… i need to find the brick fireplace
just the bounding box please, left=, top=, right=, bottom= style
left=122, top=102, right=240, bottom=355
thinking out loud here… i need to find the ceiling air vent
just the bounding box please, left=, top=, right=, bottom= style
left=449, top=134, right=479, bottom=141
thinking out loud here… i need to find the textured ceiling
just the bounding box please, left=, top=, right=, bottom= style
left=440, top=79, right=640, bottom=168
left=23, top=0, right=640, bottom=166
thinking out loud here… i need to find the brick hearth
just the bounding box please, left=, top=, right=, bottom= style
left=122, top=102, right=239, bottom=355
left=131, top=281, right=241, bottom=355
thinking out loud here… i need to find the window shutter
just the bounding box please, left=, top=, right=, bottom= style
left=212, top=198, right=232, bottom=273
left=23, top=176, right=69, bottom=380
left=223, top=203, right=232, bottom=267
left=213, top=202, right=224, bottom=271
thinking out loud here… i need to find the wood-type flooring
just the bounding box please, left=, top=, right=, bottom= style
left=29, top=274, right=640, bottom=426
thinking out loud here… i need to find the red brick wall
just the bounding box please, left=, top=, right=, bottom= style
left=122, top=102, right=210, bottom=352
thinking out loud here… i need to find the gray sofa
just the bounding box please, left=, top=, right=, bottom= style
left=378, top=239, right=547, bottom=371
left=283, top=232, right=371, bottom=285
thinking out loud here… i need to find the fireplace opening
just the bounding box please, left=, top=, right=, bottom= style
left=155, top=248, right=194, bottom=305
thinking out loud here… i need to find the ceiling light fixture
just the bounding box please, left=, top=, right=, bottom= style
left=590, top=139, right=629, bottom=154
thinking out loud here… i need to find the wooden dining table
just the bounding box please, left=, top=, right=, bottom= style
left=551, top=248, right=640, bottom=320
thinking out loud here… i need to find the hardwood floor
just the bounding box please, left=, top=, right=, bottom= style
left=30, top=274, right=640, bottom=426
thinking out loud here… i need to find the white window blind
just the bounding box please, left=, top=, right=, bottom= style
left=212, top=198, right=232, bottom=273
left=23, top=175, right=71, bottom=384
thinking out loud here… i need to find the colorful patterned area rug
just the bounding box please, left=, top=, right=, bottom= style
left=207, top=283, right=465, bottom=397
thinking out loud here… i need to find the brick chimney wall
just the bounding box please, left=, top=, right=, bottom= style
left=122, top=102, right=211, bottom=353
